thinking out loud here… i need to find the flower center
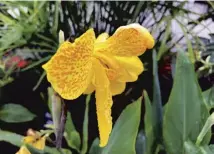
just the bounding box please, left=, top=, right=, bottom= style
left=93, top=52, right=120, bottom=80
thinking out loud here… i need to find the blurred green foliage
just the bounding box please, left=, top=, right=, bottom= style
left=0, top=1, right=214, bottom=154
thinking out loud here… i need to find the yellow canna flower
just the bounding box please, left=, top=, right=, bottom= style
left=16, top=129, right=46, bottom=154
left=42, top=23, right=155, bottom=147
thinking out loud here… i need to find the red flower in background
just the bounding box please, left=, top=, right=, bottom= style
left=159, top=56, right=172, bottom=78
left=5, top=56, right=28, bottom=69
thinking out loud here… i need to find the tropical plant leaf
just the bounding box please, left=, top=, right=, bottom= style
left=80, top=95, right=91, bottom=154
left=65, top=111, right=81, bottom=152
left=0, top=104, right=36, bottom=123
left=163, top=51, right=210, bottom=154
left=89, top=138, right=102, bottom=154
left=203, top=86, right=214, bottom=110
left=101, top=98, right=142, bottom=154
left=0, top=130, right=23, bottom=146
left=88, top=98, right=142, bottom=154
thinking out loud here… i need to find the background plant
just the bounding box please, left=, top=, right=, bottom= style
left=0, top=1, right=214, bottom=154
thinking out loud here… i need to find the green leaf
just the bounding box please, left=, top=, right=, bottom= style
left=176, top=19, right=195, bottom=63
left=143, top=51, right=163, bottom=154
left=65, top=111, right=81, bottom=152
left=0, top=130, right=22, bottom=146
left=26, top=145, right=46, bottom=154
left=196, top=112, right=214, bottom=146
left=89, top=138, right=102, bottom=154
left=135, top=130, right=146, bottom=154
left=163, top=51, right=210, bottom=154
left=27, top=144, right=72, bottom=154
left=184, top=141, right=214, bottom=154
left=0, top=130, right=70, bottom=154
left=184, top=141, right=201, bottom=154
left=0, top=104, right=36, bottom=123
left=203, top=86, right=214, bottom=110
left=152, top=50, right=163, bottom=145
left=80, top=94, right=91, bottom=154
left=143, top=91, right=154, bottom=154
left=101, top=98, right=142, bottom=154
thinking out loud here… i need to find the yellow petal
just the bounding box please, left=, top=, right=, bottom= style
left=83, top=67, right=95, bottom=94
left=95, top=33, right=109, bottom=44
left=42, top=29, right=95, bottom=100
left=115, top=56, right=144, bottom=82
left=95, top=87, right=113, bottom=147
left=110, top=81, right=126, bottom=96
left=16, top=146, right=31, bottom=154
left=32, top=136, right=46, bottom=150
left=92, top=58, right=112, bottom=147
left=92, top=58, right=110, bottom=87
left=23, top=136, right=35, bottom=144
left=95, top=23, right=155, bottom=56
left=94, top=52, right=120, bottom=71
left=83, top=83, right=95, bottom=94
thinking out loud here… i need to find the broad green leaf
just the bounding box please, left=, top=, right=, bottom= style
left=0, top=104, right=36, bottom=123
left=163, top=51, right=210, bottom=154
left=81, top=95, right=91, bottom=154
left=135, top=130, right=146, bottom=154
left=89, top=138, right=102, bottom=154
left=143, top=91, right=154, bottom=154
left=65, top=111, right=81, bottom=152
left=203, top=86, right=214, bottom=110
left=101, top=98, right=142, bottom=154
left=0, top=130, right=22, bottom=146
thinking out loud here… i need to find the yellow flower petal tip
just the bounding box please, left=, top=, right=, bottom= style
left=42, top=29, right=96, bottom=100
left=96, top=33, right=109, bottom=44
left=16, top=146, right=31, bottom=154
left=115, top=23, right=155, bottom=49
left=95, top=23, right=155, bottom=57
